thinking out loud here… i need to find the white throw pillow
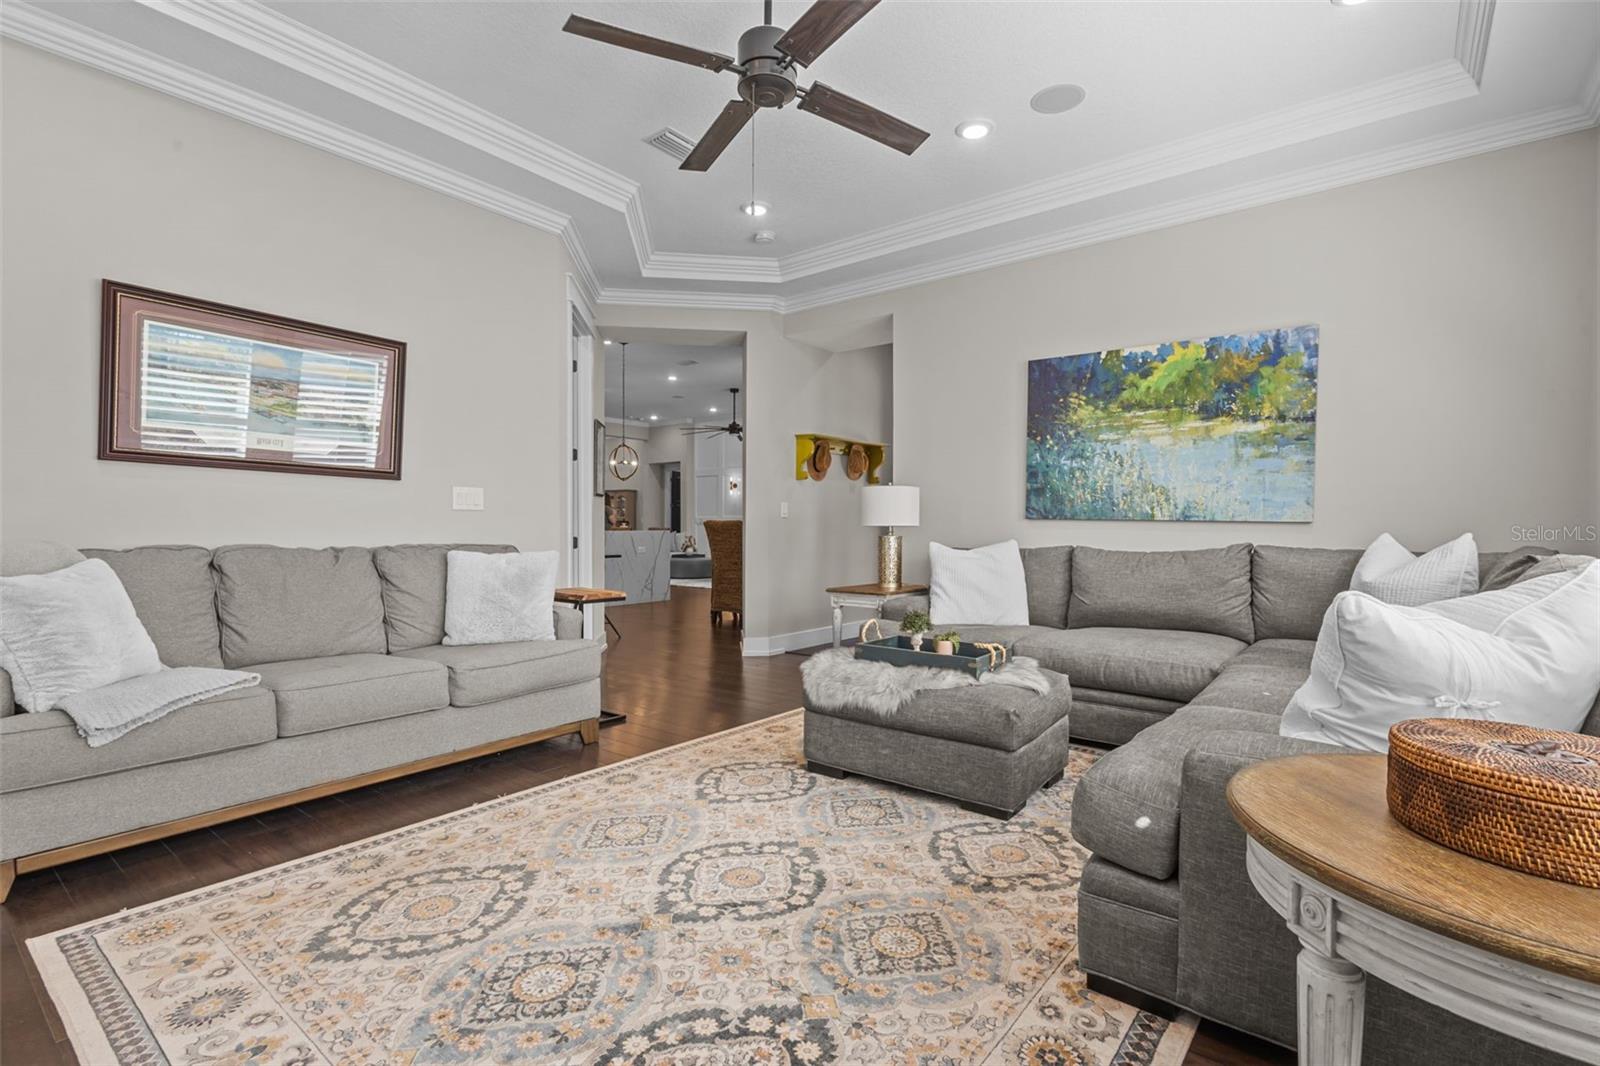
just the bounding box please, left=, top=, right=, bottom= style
left=443, top=549, right=558, bottom=645
left=1348, top=531, right=1477, bottom=606
left=0, top=558, right=162, bottom=711
left=1281, top=562, right=1600, bottom=752
left=929, top=540, right=1029, bottom=626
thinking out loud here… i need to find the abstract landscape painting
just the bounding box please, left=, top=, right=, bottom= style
left=1027, top=324, right=1318, bottom=521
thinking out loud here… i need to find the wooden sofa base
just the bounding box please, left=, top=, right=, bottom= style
left=0, top=715, right=601, bottom=904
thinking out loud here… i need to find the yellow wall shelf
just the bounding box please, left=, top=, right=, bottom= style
left=794, top=433, right=888, bottom=484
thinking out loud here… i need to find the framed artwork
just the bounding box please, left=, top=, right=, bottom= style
left=1027, top=324, right=1318, bottom=522
left=100, top=280, right=406, bottom=479
left=593, top=420, right=607, bottom=497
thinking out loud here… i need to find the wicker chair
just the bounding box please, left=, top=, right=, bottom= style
left=703, top=519, right=743, bottom=628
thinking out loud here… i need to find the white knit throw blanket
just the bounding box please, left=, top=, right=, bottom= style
left=55, top=667, right=261, bottom=747
left=800, top=648, right=1053, bottom=718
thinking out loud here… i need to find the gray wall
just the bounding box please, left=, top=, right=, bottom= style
left=787, top=129, right=1600, bottom=581
left=1, top=43, right=575, bottom=555
left=5, top=38, right=1594, bottom=645
left=593, top=307, right=893, bottom=647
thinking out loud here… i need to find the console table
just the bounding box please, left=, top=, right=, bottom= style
left=1228, top=754, right=1600, bottom=1066
left=824, top=582, right=929, bottom=648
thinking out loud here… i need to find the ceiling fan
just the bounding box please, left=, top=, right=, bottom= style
left=563, top=0, right=930, bottom=172
left=683, top=388, right=745, bottom=443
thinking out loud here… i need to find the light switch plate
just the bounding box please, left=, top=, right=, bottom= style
left=452, top=486, right=485, bottom=511
left=780, top=502, right=789, bottom=518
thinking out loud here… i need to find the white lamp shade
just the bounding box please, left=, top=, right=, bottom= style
left=862, top=484, right=920, bottom=528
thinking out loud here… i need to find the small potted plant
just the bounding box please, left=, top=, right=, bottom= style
left=898, top=609, right=930, bottom=651
left=933, top=630, right=962, bottom=656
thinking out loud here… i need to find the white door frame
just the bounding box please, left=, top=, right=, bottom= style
left=565, top=276, right=597, bottom=635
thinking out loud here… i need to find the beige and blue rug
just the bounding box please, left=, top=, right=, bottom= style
left=30, top=711, right=1196, bottom=1065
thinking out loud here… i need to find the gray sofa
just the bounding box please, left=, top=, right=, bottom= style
left=884, top=543, right=1599, bottom=1066
left=0, top=543, right=602, bottom=900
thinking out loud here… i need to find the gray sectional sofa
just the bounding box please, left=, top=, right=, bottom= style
left=0, top=543, right=602, bottom=900
left=884, top=542, right=1599, bottom=1066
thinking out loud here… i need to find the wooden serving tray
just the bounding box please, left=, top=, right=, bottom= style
left=854, top=635, right=1012, bottom=679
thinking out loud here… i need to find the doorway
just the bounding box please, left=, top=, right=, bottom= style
left=595, top=327, right=746, bottom=721
left=566, top=288, right=597, bottom=635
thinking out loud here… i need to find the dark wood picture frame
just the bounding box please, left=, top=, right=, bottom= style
left=100, top=280, right=406, bottom=479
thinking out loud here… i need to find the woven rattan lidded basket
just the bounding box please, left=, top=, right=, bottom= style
left=1387, top=718, right=1600, bottom=888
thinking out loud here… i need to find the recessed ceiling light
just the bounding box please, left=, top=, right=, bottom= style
left=955, top=120, right=992, bottom=140
left=741, top=201, right=770, bottom=217
left=709, top=406, right=719, bottom=413
left=649, top=414, right=659, bottom=421
left=667, top=374, right=678, bottom=381
left=1030, top=84, right=1087, bottom=114
left=602, top=338, right=613, bottom=345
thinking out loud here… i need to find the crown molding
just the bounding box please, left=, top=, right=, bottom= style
left=596, top=288, right=784, bottom=313
left=1454, top=0, right=1496, bottom=86
left=1, top=4, right=607, bottom=311
left=13, top=0, right=1588, bottom=321
left=776, top=58, right=1479, bottom=283
left=133, top=0, right=639, bottom=210
left=781, top=101, right=1597, bottom=313
left=576, top=98, right=1597, bottom=316
left=563, top=233, right=602, bottom=312
left=639, top=251, right=784, bottom=283
left=1583, top=55, right=1600, bottom=124
left=124, top=0, right=1504, bottom=291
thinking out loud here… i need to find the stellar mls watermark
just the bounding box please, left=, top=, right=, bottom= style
left=1509, top=524, right=1598, bottom=543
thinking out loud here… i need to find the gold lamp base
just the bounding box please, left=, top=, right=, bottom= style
left=877, top=532, right=903, bottom=589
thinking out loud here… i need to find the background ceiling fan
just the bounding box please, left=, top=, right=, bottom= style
left=683, top=388, right=745, bottom=443
left=563, top=0, right=929, bottom=172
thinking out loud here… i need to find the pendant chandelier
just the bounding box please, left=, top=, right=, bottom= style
left=608, top=341, right=640, bottom=481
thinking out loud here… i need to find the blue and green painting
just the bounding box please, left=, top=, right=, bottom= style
left=1026, top=324, right=1318, bottom=522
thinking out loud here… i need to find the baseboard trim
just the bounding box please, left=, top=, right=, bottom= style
left=742, top=624, right=836, bottom=657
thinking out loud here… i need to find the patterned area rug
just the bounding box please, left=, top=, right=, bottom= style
left=30, top=711, right=1196, bottom=1065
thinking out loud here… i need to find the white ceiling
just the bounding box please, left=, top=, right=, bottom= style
left=6, top=0, right=1598, bottom=311
left=603, top=340, right=744, bottom=425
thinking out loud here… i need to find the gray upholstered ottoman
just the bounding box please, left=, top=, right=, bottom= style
left=803, top=668, right=1072, bottom=819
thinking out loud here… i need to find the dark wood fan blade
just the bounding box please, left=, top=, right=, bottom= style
left=775, top=0, right=879, bottom=67
left=680, top=100, right=754, bottom=171
left=798, top=82, right=929, bottom=155
left=562, top=15, right=734, bottom=73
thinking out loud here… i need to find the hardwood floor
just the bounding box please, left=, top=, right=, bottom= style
left=0, top=588, right=1287, bottom=1066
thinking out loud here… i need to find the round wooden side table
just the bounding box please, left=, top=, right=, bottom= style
left=1227, top=753, right=1600, bottom=1066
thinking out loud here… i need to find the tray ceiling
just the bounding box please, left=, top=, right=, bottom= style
left=5, top=0, right=1598, bottom=311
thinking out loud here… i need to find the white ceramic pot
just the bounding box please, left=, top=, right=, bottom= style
left=908, top=634, right=924, bottom=651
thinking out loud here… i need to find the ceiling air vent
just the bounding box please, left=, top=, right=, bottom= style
left=644, top=127, right=696, bottom=162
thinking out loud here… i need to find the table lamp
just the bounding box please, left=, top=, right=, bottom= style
left=861, top=484, right=920, bottom=589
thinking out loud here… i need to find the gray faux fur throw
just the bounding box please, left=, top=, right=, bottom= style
left=800, top=648, right=1053, bottom=717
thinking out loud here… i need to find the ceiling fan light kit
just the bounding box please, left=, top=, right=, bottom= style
left=563, top=0, right=929, bottom=173
left=683, top=387, right=745, bottom=443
